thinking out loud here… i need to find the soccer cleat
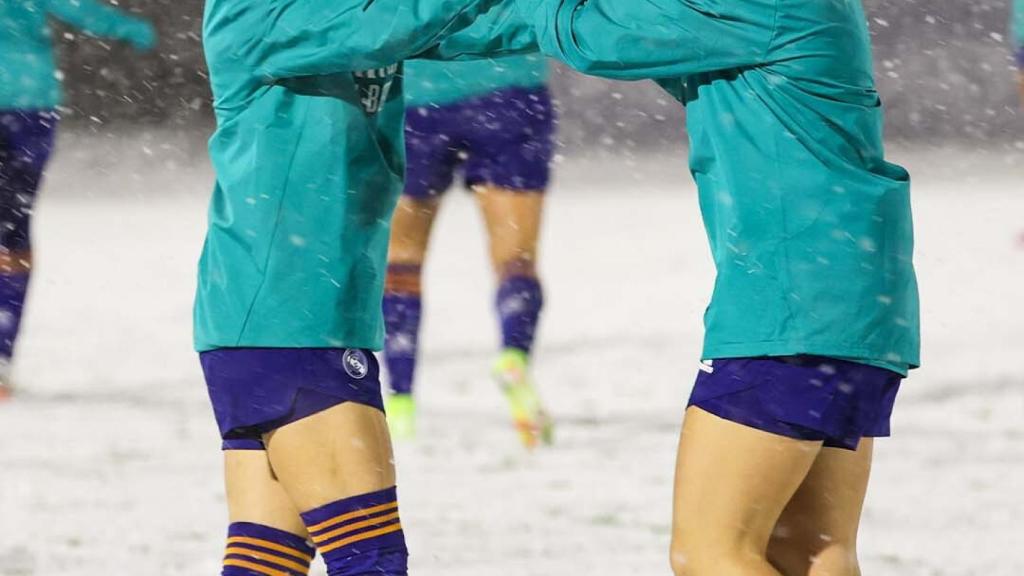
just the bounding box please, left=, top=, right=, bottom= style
left=493, top=348, right=553, bottom=449
left=384, top=393, right=417, bottom=441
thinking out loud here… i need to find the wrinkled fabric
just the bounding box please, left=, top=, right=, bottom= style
left=196, top=0, right=535, bottom=351
left=518, top=0, right=919, bottom=372
left=404, top=54, right=547, bottom=107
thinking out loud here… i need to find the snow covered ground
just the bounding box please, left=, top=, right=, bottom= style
left=0, top=132, right=1021, bottom=575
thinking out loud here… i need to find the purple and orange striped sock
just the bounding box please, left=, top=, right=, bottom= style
left=301, top=486, right=408, bottom=576
left=222, top=522, right=314, bottom=576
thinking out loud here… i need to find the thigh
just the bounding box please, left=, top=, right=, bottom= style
left=264, top=402, right=397, bottom=512
left=673, top=407, right=822, bottom=561
left=475, top=186, right=544, bottom=275
left=768, top=440, right=873, bottom=575
left=224, top=448, right=309, bottom=536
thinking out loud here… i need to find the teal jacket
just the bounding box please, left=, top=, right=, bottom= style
left=404, top=55, right=547, bottom=108
left=196, top=0, right=532, bottom=351
left=515, top=0, right=918, bottom=372
left=0, top=0, right=155, bottom=110
left=198, top=0, right=918, bottom=374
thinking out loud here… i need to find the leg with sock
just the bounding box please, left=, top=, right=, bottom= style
left=476, top=185, right=552, bottom=447
left=223, top=522, right=315, bottom=576
left=265, top=402, right=408, bottom=576
left=204, top=350, right=409, bottom=576
left=301, top=487, right=407, bottom=576
left=383, top=264, right=423, bottom=398
left=0, top=110, right=57, bottom=394
left=382, top=195, right=440, bottom=439
left=222, top=447, right=314, bottom=576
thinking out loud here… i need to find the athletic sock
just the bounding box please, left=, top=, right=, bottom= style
left=302, top=486, right=408, bottom=576
left=496, top=275, right=544, bottom=354
left=222, top=522, right=315, bottom=576
left=383, top=264, right=422, bottom=395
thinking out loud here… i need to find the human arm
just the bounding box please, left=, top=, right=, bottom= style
left=205, top=0, right=535, bottom=82
left=512, top=0, right=777, bottom=80
left=47, top=0, right=156, bottom=51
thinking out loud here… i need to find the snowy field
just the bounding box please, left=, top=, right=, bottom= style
left=0, top=131, right=1022, bottom=575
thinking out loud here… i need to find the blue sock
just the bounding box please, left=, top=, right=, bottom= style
left=223, top=522, right=315, bottom=576
left=496, top=275, right=544, bottom=354
left=383, top=265, right=422, bottom=395
left=0, top=270, right=30, bottom=360
left=302, top=486, right=408, bottom=576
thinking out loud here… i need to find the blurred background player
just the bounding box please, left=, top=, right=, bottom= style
left=1014, top=0, right=1024, bottom=107
left=383, top=55, right=556, bottom=447
left=0, top=0, right=154, bottom=398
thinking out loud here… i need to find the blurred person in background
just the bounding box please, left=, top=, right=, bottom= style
left=0, top=0, right=155, bottom=398
left=1015, top=0, right=1024, bottom=106
left=383, top=56, right=556, bottom=447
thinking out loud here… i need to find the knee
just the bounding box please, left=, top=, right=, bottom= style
left=670, top=536, right=763, bottom=576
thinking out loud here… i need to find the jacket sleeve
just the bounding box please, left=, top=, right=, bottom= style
left=208, top=0, right=535, bottom=81
left=514, top=0, right=776, bottom=80
left=47, top=0, right=155, bottom=49
left=412, top=1, right=538, bottom=61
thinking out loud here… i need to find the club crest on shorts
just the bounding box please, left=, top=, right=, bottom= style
left=343, top=349, right=370, bottom=380
left=352, top=63, right=400, bottom=115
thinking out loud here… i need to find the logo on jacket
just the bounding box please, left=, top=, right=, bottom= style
left=353, top=63, right=400, bottom=115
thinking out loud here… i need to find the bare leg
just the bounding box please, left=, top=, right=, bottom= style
left=224, top=450, right=309, bottom=535
left=671, top=407, right=822, bottom=576
left=475, top=185, right=552, bottom=447
left=474, top=185, right=544, bottom=277
left=768, top=440, right=874, bottom=576
left=222, top=450, right=315, bottom=575
left=382, top=196, right=442, bottom=437
left=387, top=196, right=441, bottom=270
left=264, top=402, right=397, bottom=512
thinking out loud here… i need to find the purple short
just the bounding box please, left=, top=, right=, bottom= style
left=201, top=348, right=383, bottom=451
left=1017, top=47, right=1024, bottom=70
left=403, top=86, right=555, bottom=199
left=688, top=356, right=902, bottom=450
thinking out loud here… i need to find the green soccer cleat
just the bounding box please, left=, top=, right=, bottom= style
left=384, top=393, right=417, bottom=441
left=493, top=349, right=554, bottom=449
